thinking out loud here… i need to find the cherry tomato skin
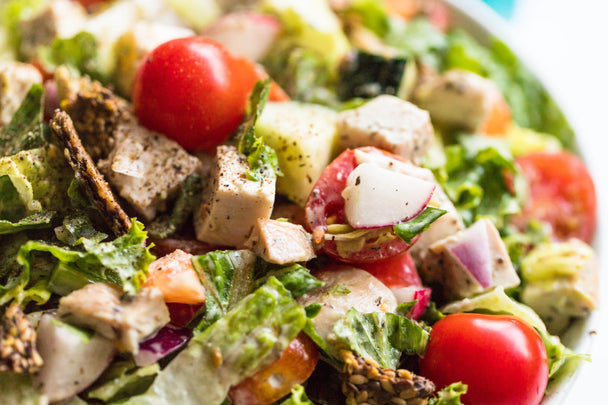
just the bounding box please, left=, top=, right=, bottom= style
left=357, top=251, right=422, bottom=288
left=228, top=333, right=319, bottom=405
left=305, top=147, right=416, bottom=263
left=132, top=37, right=255, bottom=151
left=514, top=151, right=597, bottom=243
left=419, top=313, right=548, bottom=405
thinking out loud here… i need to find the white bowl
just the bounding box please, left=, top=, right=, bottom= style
left=439, top=1, right=602, bottom=403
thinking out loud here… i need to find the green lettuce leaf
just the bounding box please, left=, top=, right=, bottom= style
left=385, top=17, right=448, bottom=69
left=253, top=263, right=324, bottom=298
left=0, top=83, right=46, bottom=156
left=393, top=206, right=447, bottom=244
left=123, top=277, right=306, bottom=405
left=87, top=360, right=159, bottom=403
left=330, top=308, right=429, bottom=369
left=0, top=372, right=45, bottom=405
left=147, top=174, right=203, bottom=239
left=0, top=211, right=54, bottom=235
left=0, top=145, right=73, bottom=220
left=280, top=385, right=314, bottom=405
left=429, top=382, right=467, bottom=405
left=438, top=135, right=524, bottom=230
left=14, top=219, right=153, bottom=301
left=192, top=250, right=257, bottom=331
left=237, top=79, right=282, bottom=181
left=38, top=31, right=107, bottom=82
left=0, top=0, right=45, bottom=55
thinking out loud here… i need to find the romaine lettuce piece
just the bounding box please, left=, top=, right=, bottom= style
left=437, top=134, right=524, bottom=230
left=0, top=0, right=45, bottom=55
left=87, top=360, right=160, bottom=403
left=0, top=372, right=46, bottom=405
left=123, top=277, right=306, bottom=405
left=280, top=385, right=314, bottom=405
left=253, top=263, right=323, bottom=299
left=259, top=0, right=350, bottom=68
left=429, top=382, right=467, bottom=405
left=330, top=308, right=429, bottom=369
left=0, top=145, right=72, bottom=217
left=38, top=31, right=107, bottom=82
left=0, top=83, right=46, bottom=156
left=13, top=219, right=153, bottom=302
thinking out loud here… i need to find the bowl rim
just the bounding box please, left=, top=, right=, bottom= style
left=437, top=0, right=601, bottom=403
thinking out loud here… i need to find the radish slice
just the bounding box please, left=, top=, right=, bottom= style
left=341, top=163, right=435, bottom=228
left=391, top=286, right=431, bottom=320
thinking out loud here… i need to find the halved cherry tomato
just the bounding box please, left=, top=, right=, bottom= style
left=513, top=151, right=597, bottom=243
left=228, top=333, right=319, bottom=405
left=132, top=37, right=286, bottom=152
left=305, top=147, right=417, bottom=263
left=357, top=251, right=421, bottom=288
left=419, top=313, right=548, bottom=405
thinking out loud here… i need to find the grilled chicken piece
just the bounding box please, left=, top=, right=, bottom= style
left=413, top=69, right=511, bottom=135
left=340, top=350, right=435, bottom=405
left=245, top=218, right=316, bottom=264
left=0, top=304, right=43, bottom=373
left=336, top=95, right=433, bottom=165
left=57, top=283, right=170, bottom=354
left=0, top=62, right=42, bottom=128
left=17, top=0, right=86, bottom=60
left=98, top=121, right=202, bottom=221
left=194, top=145, right=276, bottom=247
left=297, top=267, right=397, bottom=341
left=50, top=110, right=132, bottom=236
left=421, top=219, right=520, bottom=301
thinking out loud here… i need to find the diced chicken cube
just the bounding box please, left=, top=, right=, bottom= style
left=194, top=145, right=276, bottom=247
left=18, top=0, right=87, bottom=59
left=245, top=218, right=316, bottom=264
left=58, top=283, right=170, bottom=354
left=336, top=95, right=434, bottom=165
left=413, top=69, right=511, bottom=135
left=114, top=21, right=194, bottom=96
left=202, top=12, right=281, bottom=62
left=0, top=62, right=42, bottom=127
left=297, top=267, right=397, bottom=341
left=422, top=219, right=520, bottom=301
left=98, top=123, right=201, bottom=220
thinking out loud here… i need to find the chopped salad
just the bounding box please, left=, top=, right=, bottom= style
left=0, top=0, right=599, bottom=404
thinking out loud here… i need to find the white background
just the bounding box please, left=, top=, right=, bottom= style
left=501, top=0, right=608, bottom=402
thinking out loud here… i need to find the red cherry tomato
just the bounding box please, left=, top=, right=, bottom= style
left=228, top=333, right=319, bottom=405
left=514, top=151, right=597, bottom=243
left=132, top=37, right=286, bottom=152
left=419, top=313, right=548, bottom=405
left=357, top=251, right=422, bottom=288
left=305, top=147, right=416, bottom=263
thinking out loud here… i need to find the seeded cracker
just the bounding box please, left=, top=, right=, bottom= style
left=340, top=350, right=435, bottom=405
left=50, top=110, right=131, bottom=236
left=0, top=303, right=43, bottom=373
